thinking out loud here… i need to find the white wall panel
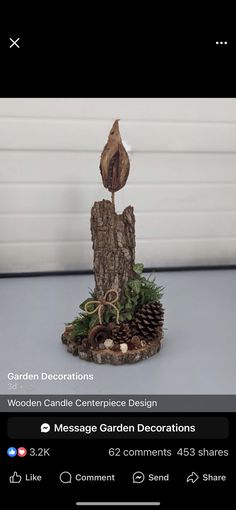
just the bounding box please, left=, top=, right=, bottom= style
left=1, top=152, right=236, bottom=184
left=0, top=184, right=235, bottom=214
left=0, top=98, right=236, bottom=272
left=0, top=118, right=236, bottom=152
left=1, top=238, right=236, bottom=273
left=0, top=212, right=236, bottom=243
left=0, top=98, right=236, bottom=121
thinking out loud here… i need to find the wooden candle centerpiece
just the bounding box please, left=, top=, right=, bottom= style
left=62, top=120, right=164, bottom=364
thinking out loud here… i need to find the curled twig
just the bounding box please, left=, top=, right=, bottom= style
left=87, top=324, right=111, bottom=347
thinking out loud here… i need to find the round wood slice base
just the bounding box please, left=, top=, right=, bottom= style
left=61, top=331, right=163, bottom=365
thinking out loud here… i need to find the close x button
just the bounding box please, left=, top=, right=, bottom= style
left=9, top=37, right=20, bottom=48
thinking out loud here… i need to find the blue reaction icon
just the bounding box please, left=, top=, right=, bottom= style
left=7, top=447, right=17, bottom=457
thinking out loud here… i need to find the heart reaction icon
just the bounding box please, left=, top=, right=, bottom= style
left=18, top=447, right=27, bottom=457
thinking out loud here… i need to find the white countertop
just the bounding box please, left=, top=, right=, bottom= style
left=0, top=270, right=235, bottom=395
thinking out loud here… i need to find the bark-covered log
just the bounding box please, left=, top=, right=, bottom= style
left=78, top=339, right=161, bottom=364
left=61, top=330, right=163, bottom=365
left=91, top=199, right=135, bottom=301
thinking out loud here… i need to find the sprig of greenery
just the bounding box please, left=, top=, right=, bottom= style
left=66, top=263, right=164, bottom=338
left=119, top=263, right=164, bottom=321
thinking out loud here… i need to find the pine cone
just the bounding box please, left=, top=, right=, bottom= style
left=132, top=301, right=164, bottom=340
left=111, top=322, right=133, bottom=343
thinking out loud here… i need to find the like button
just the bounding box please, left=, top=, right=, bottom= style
left=9, top=472, right=22, bottom=484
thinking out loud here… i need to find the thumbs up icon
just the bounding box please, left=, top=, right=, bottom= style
left=9, top=471, right=22, bottom=484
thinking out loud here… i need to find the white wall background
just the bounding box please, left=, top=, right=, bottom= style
left=0, top=98, right=236, bottom=273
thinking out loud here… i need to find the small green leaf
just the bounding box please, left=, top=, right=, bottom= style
left=125, top=300, right=133, bottom=311
left=128, top=279, right=141, bottom=294
left=88, top=287, right=96, bottom=298
left=80, top=298, right=96, bottom=312
left=89, top=314, right=99, bottom=328
left=133, top=263, right=144, bottom=275
left=103, top=307, right=112, bottom=323
left=124, top=287, right=130, bottom=299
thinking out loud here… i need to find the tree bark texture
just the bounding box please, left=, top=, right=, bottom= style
left=91, top=200, right=135, bottom=301
left=61, top=331, right=163, bottom=365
